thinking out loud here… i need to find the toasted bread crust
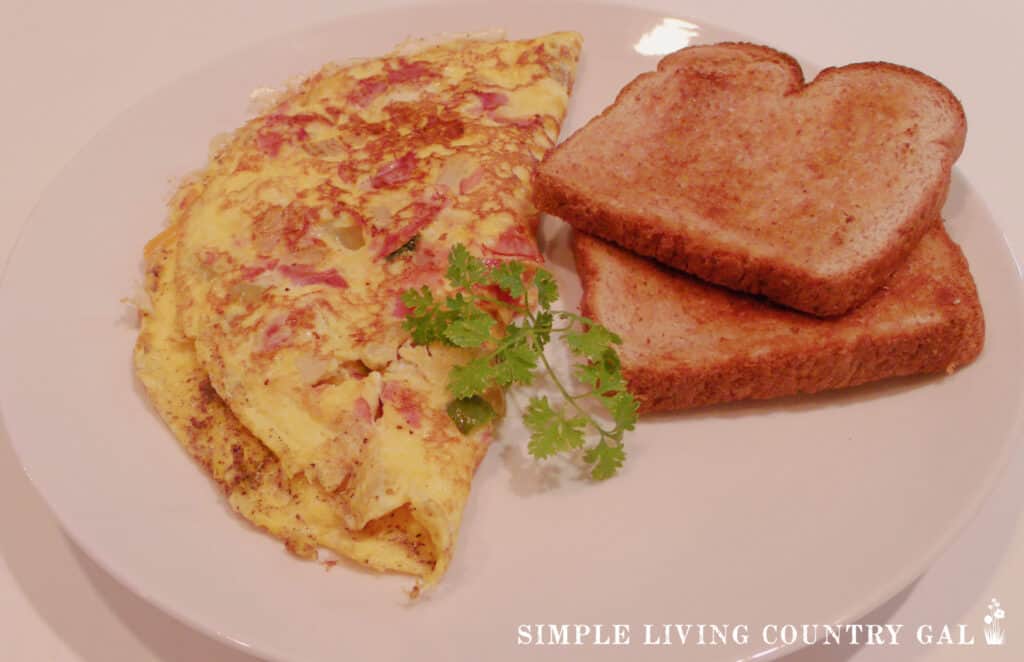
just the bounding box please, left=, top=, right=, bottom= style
left=573, top=225, right=984, bottom=413
left=537, top=43, right=967, bottom=317
left=541, top=162, right=953, bottom=317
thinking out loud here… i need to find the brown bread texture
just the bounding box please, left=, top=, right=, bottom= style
left=537, top=43, right=967, bottom=317
left=573, top=224, right=984, bottom=413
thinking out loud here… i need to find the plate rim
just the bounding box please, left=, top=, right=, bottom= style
left=2, top=2, right=1023, bottom=661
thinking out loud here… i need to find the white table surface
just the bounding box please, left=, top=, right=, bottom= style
left=1, top=1, right=1020, bottom=660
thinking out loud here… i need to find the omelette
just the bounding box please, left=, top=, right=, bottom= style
left=136, top=224, right=438, bottom=576
left=135, top=31, right=582, bottom=588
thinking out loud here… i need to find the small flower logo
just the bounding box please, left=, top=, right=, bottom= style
left=984, top=598, right=1006, bottom=645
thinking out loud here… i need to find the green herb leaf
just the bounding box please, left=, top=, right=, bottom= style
left=401, top=287, right=451, bottom=345
left=584, top=440, right=626, bottom=480
left=565, top=323, right=622, bottom=361
left=443, top=308, right=494, bottom=348
left=448, top=356, right=494, bottom=399
left=524, top=396, right=587, bottom=459
left=491, top=342, right=539, bottom=387
left=575, top=348, right=626, bottom=394
left=531, top=311, right=554, bottom=352
left=489, top=261, right=526, bottom=299
left=446, top=244, right=487, bottom=289
left=533, top=270, right=558, bottom=309
left=400, top=285, right=435, bottom=316
left=604, top=390, right=640, bottom=433
left=443, top=292, right=476, bottom=316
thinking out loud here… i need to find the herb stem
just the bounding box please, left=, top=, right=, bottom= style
left=403, top=243, right=634, bottom=479
left=537, top=343, right=617, bottom=440
left=525, top=296, right=621, bottom=442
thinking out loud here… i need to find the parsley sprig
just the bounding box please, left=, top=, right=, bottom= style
left=400, top=245, right=638, bottom=480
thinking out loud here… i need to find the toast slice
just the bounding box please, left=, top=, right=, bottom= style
left=573, top=224, right=984, bottom=413
left=537, top=43, right=967, bottom=317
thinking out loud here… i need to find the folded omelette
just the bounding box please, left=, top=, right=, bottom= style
left=134, top=32, right=582, bottom=589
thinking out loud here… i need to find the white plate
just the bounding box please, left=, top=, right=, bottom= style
left=1, top=3, right=1021, bottom=661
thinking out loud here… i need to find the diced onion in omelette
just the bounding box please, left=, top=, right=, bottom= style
left=136, top=32, right=582, bottom=586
